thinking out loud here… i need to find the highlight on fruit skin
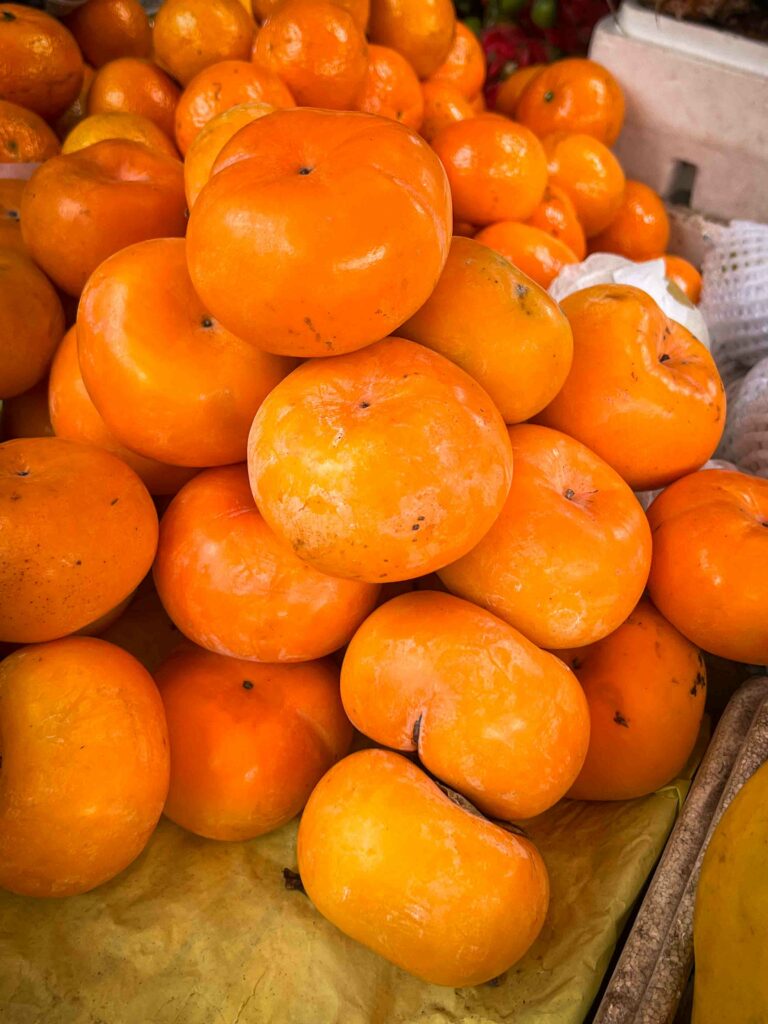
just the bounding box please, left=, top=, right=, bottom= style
left=297, top=748, right=550, bottom=987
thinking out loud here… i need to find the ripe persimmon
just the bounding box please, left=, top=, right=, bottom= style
left=589, top=180, right=670, bottom=262
left=87, top=58, right=180, bottom=139
left=0, top=4, right=83, bottom=120
left=419, top=80, right=474, bottom=142
left=0, top=249, right=64, bottom=399
left=153, top=0, right=254, bottom=87
left=156, top=645, right=352, bottom=840
left=252, top=0, right=370, bottom=28
left=298, top=749, right=550, bottom=987
left=354, top=44, right=423, bottom=130
left=439, top=424, right=652, bottom=649
left=21, top=139, right=186, bottom=296
left=526, top=181, right=587, bottom=260
left=400, top=235, right=573, bottom=423
left=557, top=598, right=705, bottom=801
left=494, top=64, right=543, bottom=118
left=187, top=108, right=451, bottom=357
left=664, top=254, right=702, bottom=304
left=0, top=99, right=60, bottom=162
left=62, top=110, right=178, bottom=156
left=427, top=21, right=485, bottom=99
left=64, top=0, right=151, bottom=67
left=516, top=58, right=625, bottom=145
left=543, top=131, right=626, bottom=237
left=77, top=238, right=292, bottom=467
left=0, top=636, right=168, bottom=897
left=536, top=285, right=725, bottom=490
left=248, top=337, right=513, bottom=582
left=342, top=590, right=589, bottom=818
left=431, top=116, right=547, bottom=225
left=154, top=464, right=380, bottom=661
left=0, top=437, right=158, bottom=643
left=647, top=469, right=768, bottom=665
left=475, top=221, right=579, bottom=288
left=368, top=0, right=454, bottom=79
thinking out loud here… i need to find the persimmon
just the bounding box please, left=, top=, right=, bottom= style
left=248, top=337, right=512, bottom=582
left=62, top=110, right=178, bottom=156
left=475, top=221, right=579, bottom=288
left=156, top=646, right=352, bottom=841
left=589, top=180, right=670, bottom=261
left=153, top=0, right=254, bottom=87
left=664, top=254, right=702, bottom=304
left=0, top=4, right=83, bottom=120
left=647, top=469, right=768, bottom=665
left=253, top=0, right=370, bottom=27
left=0, top=637, right=168, bottom=898
left=368, top=0, right=454, bottom=79
left=64, top=0, right=151, bottom=67
left=187, top=108, right=451, bottom=357
left=0, top=379, right=52, bottom=439
left=21, top=139, right=186, bottom=297
left=556, top=599, right=705, bottom=801
left=543, top=131, right=626, bottom=238
left=0, top=99, right=60, bottom=163
left=0, top=249, right=64, bottom=399
left=253, top=0, right=367, bottom=110
left=354, top=44, right=423, bottom=130
left=49, top=325, right=198, bottom=495
left=400, top=236, right=573, bottom=423
left=536, top=285, right=726, bottom=490
left=494, top=64, right=543, bottom=118
left=174, top=60, right=294, bottom=154
left=298, top=749, right=550, bottom=987
left=184, top=101, right=273, bottom=208
left=516, top=58, right=625, bottom=145
left=0, top=437, right=158, bottom=643
left=88, top=58, right=180, bottom=139
left=419, top=80, right=474, bottom=142
left=77, top=238, right=291, bottom=467
left=431, top=117, right=547, bottom=225
left=427, top=21, right=486, bottom=99
left=0, top=179, right=24, bottom=254
left=154, top=464, right=380, bottom=661
left=343, top=590, right=589, bottom=818
left=526, top=181, right=587, bottom=260
left=439, top=424, right=652, bottom=649
left=100, top=577, right=183, bottom=673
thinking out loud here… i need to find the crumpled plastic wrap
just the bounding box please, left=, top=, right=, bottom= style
left=1, top=776, right=692, bottom=1024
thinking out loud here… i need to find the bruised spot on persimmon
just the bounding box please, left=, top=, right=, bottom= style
left=613, top=711, right=629, bottom=727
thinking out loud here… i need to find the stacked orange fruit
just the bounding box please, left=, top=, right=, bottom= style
left=1, top=0, right=761, bottom=994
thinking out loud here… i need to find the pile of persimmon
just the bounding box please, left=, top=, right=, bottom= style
left=0, top=0, right=761, bottom=995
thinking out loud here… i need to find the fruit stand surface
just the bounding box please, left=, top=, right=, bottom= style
left=0, top=769, right=696, bottom=1024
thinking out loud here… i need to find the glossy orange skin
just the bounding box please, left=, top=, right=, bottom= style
left=188, top=108, right=451, bottom=357
left=343, top=590, right=589, bottom=819
left=54, top=63, right=95, bottom=140
left=664, top=253, right=702, bottom=304
left=62, top=110, right=178, bottom=156
left=154, top=0, right=254, bottom=87
left=526, top=181, right=586, bottom=260
left=647, top=470, right=768, bottom=664
left=49, top=326, right=197, bottom=495
left=0, top=378, right=52, bottom=439
left=432, top=117, right=548, bottom=225
left=369, top=0, right=454, bottom=79
left=400, top=235, right=573, bottom=423
left=100, top=577, right=184, bottom=673
left=0, top=249, right=64, bottom=400
left=184, top=100, right=273, bottom=208
left=253, top=0, right=367, bottom=110
left=543, top=132, right=626, bottom=238
left=0, top=4, right=83, bottom=120
left=156, top=645, right=352, bottom=841
left=0, top=437, right=158, bottom=643
left=0, top=99, right=60, bottom=162
left=0, top=178, right=24, bottom=253
left=253, top=0, right=370, bottom=27
left=589, top=180, right=670, bottom=261
left=475, top=220, right=579, bottom=288
left=64, top=0, right=151, bottom=68
left=248, top=337, right=513, bottom=582
left=537, top=285, right=726, bottom=490
left=77, top=238, right=291, bottom=467
left=419, top=79, right=474, bottom=142
left=427, top=21, right=485, bottom=99
left=516, top=58, right=625, bottom=145
left=21, top=139, right=186, bottom=297
left=0, top=637, right=168, bottom=897
left=154, top=464, right=380, bottom=661
left=556, top=599, right=705, bottom=801
left=494, top=64, right=543, bottom=118
left=354, top=44, right=423, bottom=130
left=298, top=749, right=550, bottom=987
left=174, top=60, right=294, bottom=154
left=88, top=58, right=180, bottom=139
left=440, top=424, right=652, bottom=649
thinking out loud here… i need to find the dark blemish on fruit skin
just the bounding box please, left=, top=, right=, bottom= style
left=16, top=469, right=29, bottom=477
left=543, top=90, right=555, bottom=103
left=75, top=560, right=82, bottom=566
left=417, top=515, right=425, bottom=522
left=2, top=10, right=17, bottom=19
left=411, top=523, right=420, bottom=531
left=282, top=868, right=305, bottom=893
left=516, top=283, right=529, bottom=299
left=201, top=317, right=213, bottom=329
left=571, top=656, right=582, bottom=670
left=614, top=711, right=629, bottom=727
left=412, top=714, right=422, bottom=747
left=297, top=167, right=313, bottom=176
left=359, top=401, right=370, bottom=409
left=110, top=498, right=119, bottom=506
left=690, top=671, right=706, bottom=696
left=242, top=680, right=254, bottom=690
left=9, top=493, right=20, bottom=501
left=564, top=488, right=575, bottom=500
left=659, top=353, right=671, bottom=363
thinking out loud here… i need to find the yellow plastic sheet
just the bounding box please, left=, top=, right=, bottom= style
left=0, top=779, right=688, bottom=1024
